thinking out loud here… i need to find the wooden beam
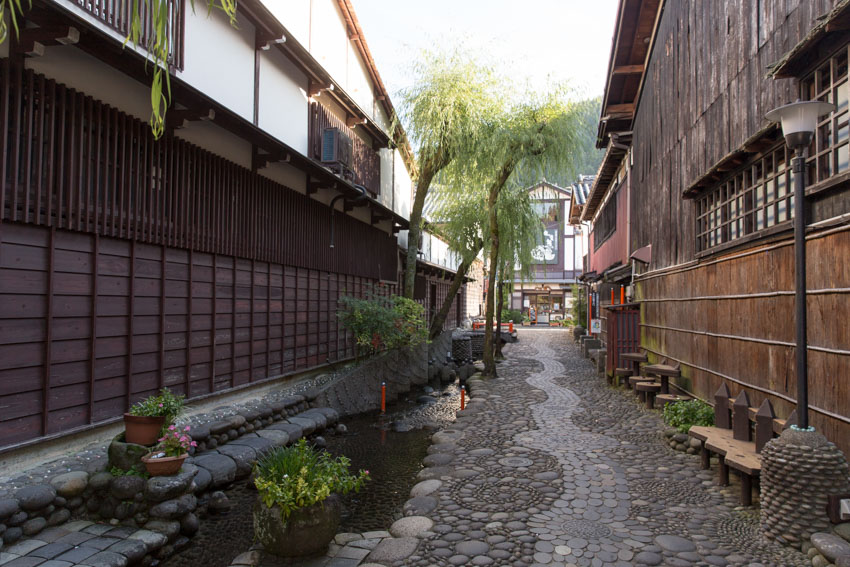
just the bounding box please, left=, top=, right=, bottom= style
left=346, top=115, right=366, bottom=128
left=604, top=102, right=636, bottom=115
left=611, top=64, right=645, bottom=75
left=14, top=40, right=44, bottom=57
left=256, top=32, right=286, bottom=51
left=252, top=147, right=288, bottom=171
left=166, top=108, right=216, bottom=130
left=308, top=80, right=334, bottom=97
left=20, top=25, right=79, bottom=46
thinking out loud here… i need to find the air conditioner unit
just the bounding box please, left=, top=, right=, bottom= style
left=321, top=127, right=353, bottom=167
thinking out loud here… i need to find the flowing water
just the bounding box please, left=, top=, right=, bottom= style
left=162, top=379, right=460, bottom=567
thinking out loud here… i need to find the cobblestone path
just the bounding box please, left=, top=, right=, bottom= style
left=404, top=329, right=809, bottom=567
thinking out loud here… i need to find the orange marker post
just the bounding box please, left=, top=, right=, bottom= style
left=621, top=285, right=625, bottom=304
left=381, top=382, right=386, bottom=414
left=460, top=385, right=466, bottom=410
left=611, top=288, right=615, bottom=305
left=588, top=291, right=593, bottom=334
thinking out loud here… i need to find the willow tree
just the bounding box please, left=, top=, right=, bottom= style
left=490, top=185, right=539, bottom=358
left=0, top=0, right=236, bottom=137
left=396, top=48, right=499, bottom=299
left=476, top=89, right=597, bottom=377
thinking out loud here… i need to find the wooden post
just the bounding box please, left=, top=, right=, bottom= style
left=732, top=390, right=752, bottom=441
left=714, top=383, right=732, bottom=429
left=755, top=399, right=776, bottom=453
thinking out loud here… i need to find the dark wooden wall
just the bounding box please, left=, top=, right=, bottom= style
left=630, top=0, right=834, bottom=268
left=637, top=227, right=850, bottom=455
left=0, top=222, right=382, bottom=447
left=627, top=0, right=850, bottom=454
left=0, top=61, right=409, bottom=449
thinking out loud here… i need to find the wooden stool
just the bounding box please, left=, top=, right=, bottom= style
left=612, top=367, right=631, bottom=387
left=655, top=393, right=691, bottom=409
left=636, top=382, right=661, bottom=409
left=628, top=376, right=653, bottom=395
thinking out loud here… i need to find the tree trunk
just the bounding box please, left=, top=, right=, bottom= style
left=482, top=224, right=500, bottom=377
left=403, top=164, right=435, bottom=299
left=494, top=270, right=506, bottom=360
left=428, top=254, right=475, bottom=340
left=482, top=158, right=516, bottom=377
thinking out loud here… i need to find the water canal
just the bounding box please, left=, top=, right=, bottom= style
left=162, top=380, right=461, bottom=567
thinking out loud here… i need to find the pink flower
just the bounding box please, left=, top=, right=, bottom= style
left=190, top=441, right=198, bottom=447
left=184, top=426, right=191, bottom=431
left=168, top=425, right=176, bottom=430
left=158, top=403, right=164, bottom=407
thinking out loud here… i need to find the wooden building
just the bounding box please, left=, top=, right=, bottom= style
left=511, top=180, right=588, bottom=324
left=0, top=0, right=465, bottom=452
left=586, top=0, right=850, bottom=454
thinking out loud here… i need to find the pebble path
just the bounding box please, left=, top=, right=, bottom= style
left=401, top=329, right=809, bottom=567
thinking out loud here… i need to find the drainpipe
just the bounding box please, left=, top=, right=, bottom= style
left=330, top=184, right=368, bottom=248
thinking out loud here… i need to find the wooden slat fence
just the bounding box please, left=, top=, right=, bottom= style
left=309, top=101, right=381, bottom=196
left=605, top=304, right=640, bottom=374
left=71, top=0, right=185, bottom=69
left=0, top=61, right=402, bottom=450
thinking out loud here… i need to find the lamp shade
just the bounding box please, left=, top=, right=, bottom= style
left=765, top=100, right=836, bottom=150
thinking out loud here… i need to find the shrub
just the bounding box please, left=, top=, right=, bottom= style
left=501, top=309, right=523, bottom=323
left=128, top=387, right=185, bottom=424
left=570, top=283, right=587, bottom=327
left=663, top=399, right=714, bottom=433
left=337, top=289, right=427, bottom=356
left=253, top=439, right=369, bottom=519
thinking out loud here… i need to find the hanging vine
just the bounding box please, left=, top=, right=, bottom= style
left=0, top=0, right=238, bottom=138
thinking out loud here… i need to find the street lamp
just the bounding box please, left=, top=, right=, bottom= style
left=765, top=99, right=835, bottom=431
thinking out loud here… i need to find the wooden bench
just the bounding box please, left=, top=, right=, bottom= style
left=620, top=351, right=648, bottom=390
left=612, top=367, right=631, bottom=387
left=643, top=362, right=680, bottom=395
left=635, top=381, right=661, bottom=409
left=655, top=393, right=691, bottom=408
left=687, top=384, right=793, bottom=506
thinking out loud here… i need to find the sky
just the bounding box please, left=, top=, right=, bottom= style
left=352, top=0, right=620, bottom=102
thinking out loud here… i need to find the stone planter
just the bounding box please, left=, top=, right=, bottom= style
left=141, top=452, right=188, bottom=476
left=572, top=325, right=586, bottom=341
left=124, top=413, right=166, bottom=446
left=254, top=494, right=341, bottom=558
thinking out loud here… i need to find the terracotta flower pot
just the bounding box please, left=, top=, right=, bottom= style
left=253, top=494, right=341, bottom=558
left=123, top=413, right=166, bottom=446
left=141, top=452, right=187, bottom=476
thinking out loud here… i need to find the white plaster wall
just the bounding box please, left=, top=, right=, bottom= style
left=262, top=0, right=311, bottom=48
left=24, top=45, right=151, bottom=122
left=347, top=41, right=374, bottom=115
left=261, top=162, right=308, bottom=193
left=175, top=121, right=253, bottom=170
left=393, top=149, right=412, bottom=219
left=258, top=48, right=310, bottom=155
left=178, top=7, right=255, bottom=122
left=309, top=0, right=348, bottom=90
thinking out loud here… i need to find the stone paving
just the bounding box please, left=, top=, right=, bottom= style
left=400, top=329, right=810, bottom=567
left=229, top=328, right=815, bottom=567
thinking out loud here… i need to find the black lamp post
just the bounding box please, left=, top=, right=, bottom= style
left=765, top=99, right=835, bottom=431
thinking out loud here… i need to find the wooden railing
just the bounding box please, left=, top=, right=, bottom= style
left=309, top=102, right=381, bottom=196
left=71, top=0, right=185, bottom=69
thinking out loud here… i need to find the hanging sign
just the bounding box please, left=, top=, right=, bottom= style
left=590, top=319, right=602, bottom=334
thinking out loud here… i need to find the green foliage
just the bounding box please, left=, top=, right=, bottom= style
left=109, top=465, right=149, bottom=479
left=663, top=399, right=715, bottom=433
left=128, top=388, right=185, bottom=424
left=337, top=289, right=427, bottom=356
left=570, top=284, right=587, bottom=327
left=253, top=439, right=369, bottom=520
left=501, top=309, right=523, bottom=323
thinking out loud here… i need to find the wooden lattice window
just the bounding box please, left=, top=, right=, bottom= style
left=696, top=145, right=793, bottom=252
left=592, top=188, right=617, bottom=250
left=801, top=46, right=850, bottom=183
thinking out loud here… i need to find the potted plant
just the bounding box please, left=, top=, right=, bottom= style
left=141, top=425, right=196, bottom=476
left=253, top=439, right=369, bottom=558
left=124, top=388, right=185, bottom=446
